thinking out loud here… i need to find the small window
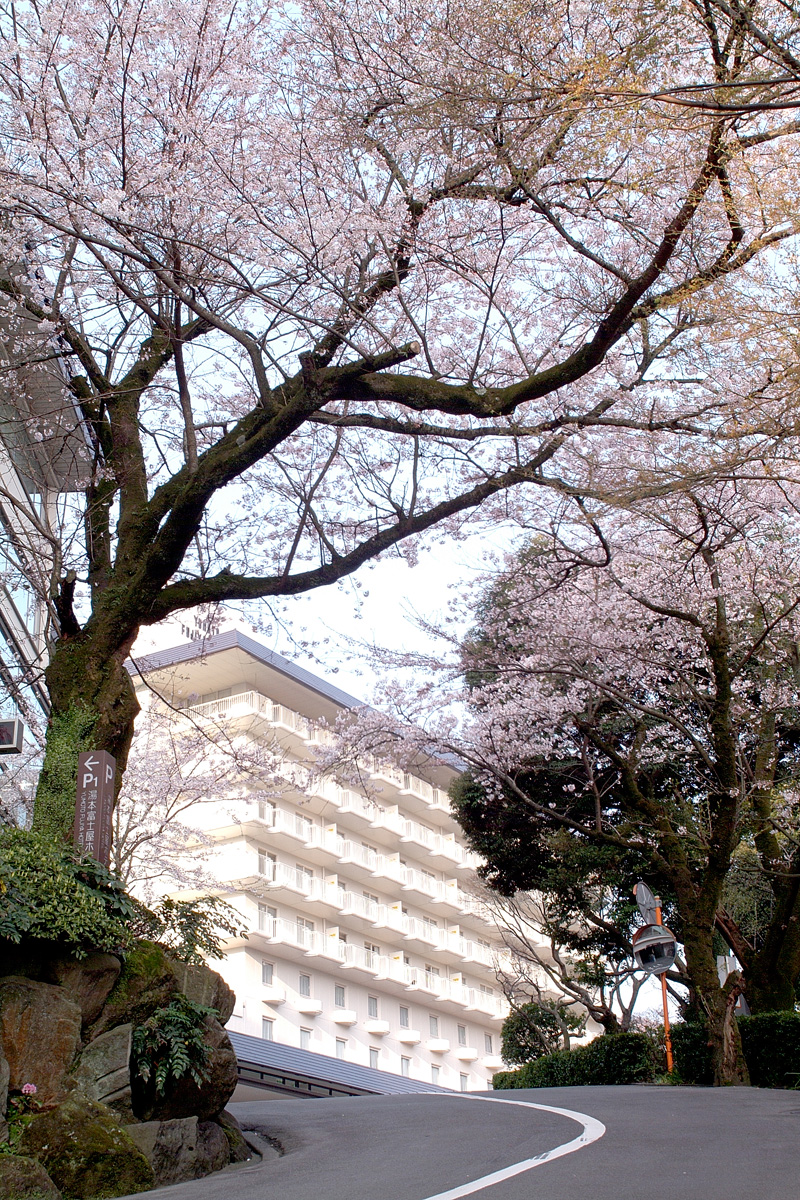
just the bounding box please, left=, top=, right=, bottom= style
left=399, top=1006, right=410, bottom=1029
left=262, top=961, right=274, bottom=987
left=299, top=974, right=311, bottom=997
left=457, top=1024, right=467, bottom=1046
left=258, top=849, right=275, bottom=876
left=369, top=1047, right=379, bottom=1069
left=431, top=1065, right=440, bottom=1085
left=335, top=985, right=346, bottom=1008
left=484, top=1034, right=493, bottom=1054
left=368, top=995, right=378, bottom=1019
left=258, top=903, right=276, bottom=932
left=460, top=1073, right=469, bottom=1092
left=258, top=799, right=276, bottom=823
left=300, top=1028, right=311, bottom=1051
left=336, top=1038, right=346, bottom=1060
left=401, top=1056, right=411, bottom=1077
left=262, top=1018, right=274, bottom=1041
left=429, top=1015, right=439, bottom=1038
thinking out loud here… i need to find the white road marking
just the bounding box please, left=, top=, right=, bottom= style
left=419, top=1093, right=606, bottom=1200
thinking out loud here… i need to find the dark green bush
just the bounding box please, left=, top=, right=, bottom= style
left=0, top=827, right=134, bottom=956
left=493, top=1031, right=655, bottom=1089
left=128, top=895, right=248, bottom=965
left=671, top=1021, right=714, bottom=1085
left=501, top=1001, right=584, bottom=1065
left=738, top=1012, right=800, bottom=1089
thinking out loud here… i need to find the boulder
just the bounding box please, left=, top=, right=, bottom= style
left=46, top=954, right=122, bottom=1028
left=89, top=942, right=178, bottom=1039
left=71, top=1024, right=133, bottom=1122
left=196, top=1121, right=231, bottom=1176
left=0, top=977, right=81, bottom=1106
left=18, top=1095, right=154, bottom=1199
left=0, top=1041, right=10, bottom=1143
left=135, top=1015, right=238, bottom=1121
left=125, top=1116, right=228, bottom=1185
left=0, top=1154, right=62, bottom=1199
left=166, top=959, right=235, bottom=1025
left=216, top=1108, right=251, bottom=1163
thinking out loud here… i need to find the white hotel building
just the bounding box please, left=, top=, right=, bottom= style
left=133, top=619, right=510, bottom=1092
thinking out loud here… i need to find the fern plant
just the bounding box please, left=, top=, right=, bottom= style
left=131, top=994, right=218, bottom=1097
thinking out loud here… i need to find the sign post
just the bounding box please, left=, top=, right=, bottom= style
left=633, top=882, right=675, bottom=1073
left=73, top=751, right=116, bottom=867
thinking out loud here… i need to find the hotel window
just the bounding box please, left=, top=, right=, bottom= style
left=369, top=1047, right=379, bottom=1069
left=457, top=1025, right=467, bottom=1046
left=335, top=985, right=346, bottom=1008
left=299, top=973, right=311, bottom=998
left=364, top=942, right=380, bottom=968
left=296, top=916, right=315, bottom=946
left=480, top=984, right=494, bottom=996
left=399, top=1006, right=410, bottom=1029
left=361, top=842, right=379, bottom=868
left=484, top=1034, right=493, bottom=1054
left=258, top=903, right=277, bottom=933
left=300, top=1028, right=312, bottom=1051
left=295, top=863, right=314, bottom=891
left=262, top=961, right=274, bottom=987
left=431, top=1065, right=440, bottom=1085
left=258, top=799, right=276, bottom=824
left=429, top=1015, right=439, bottom=1038
left=401, top=1056, right=411, bottom=1077
left=336, top=1039, right=347, bottom=1060
left=460, top=1074, right=469, bottom=1092
left=262, top=1018, right=274, bottom=1041
left=257, top=849, right=276, bottom=877
left=368, top=996, right=379, bottom=1019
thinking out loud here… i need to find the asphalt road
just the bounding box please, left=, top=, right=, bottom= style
left=117, top=1085, right=800, bottom=1200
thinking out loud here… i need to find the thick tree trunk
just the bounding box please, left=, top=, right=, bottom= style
left=684, top=928, right=749, bottom=1086
left=31, top=631, right=140, bottom=841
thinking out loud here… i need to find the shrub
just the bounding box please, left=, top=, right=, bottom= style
left=501, top=1001, right=584, bottom=1065
left=131, top=994, right=218, bottom=1097
left=492, top=1031, right=655, bottom=1088
left=0, top=827, right=134, bottom=957
left=128, top=895, right=247, bottom=965
left=670, top=1021, right=714, bottom=1085
left=738, top=1012, right=800, bottom=1089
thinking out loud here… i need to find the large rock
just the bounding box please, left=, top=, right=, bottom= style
left=18, top=1095, right=154, bottom=1199
left=166, top=959, right=235, bottom=1025
left=89, top=942, right=178, bottom=1039
left=216, top=1108, right=251, bottom=1163
left=46, top=954, right=122, bottom=1028
left=0, top=1154, right=62, bottom=1198
left=196, top=1121, right=230, bottom=1176
left=125, top=1116, right=228, bottom=1186
left=72, top=1024, right=133, bottom=1122
left=0, top=1041, right=10, bottom=1144
left=133, top=1016, right=238, bottom=1121
left=0, top=977, right=81, bottom=1105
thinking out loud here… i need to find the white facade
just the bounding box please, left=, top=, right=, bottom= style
left=133, top=616, right=509, bottom=1091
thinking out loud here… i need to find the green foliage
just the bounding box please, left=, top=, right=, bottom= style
left=737, top=1012, right=800, bottom=1089
left=492, top=1032, right=657, bottom=1089
left=670, top=1020, right=714, bottom=1085
left=501, top=1001, right=585, bottom=1065
left=131, top=994, right=217, bottom=1097
left=0, top=827, right=134, bottom=957
left=128, top=895, right=247, bottom=965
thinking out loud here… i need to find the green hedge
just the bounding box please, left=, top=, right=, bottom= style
left=738, top=1013, right=800, bottom=1089
left=662, top=1012, right=800, bottom=1088
left=492, top=1031, right=656, bottom=1089
left=671, top=1021, right=714, bottom=1086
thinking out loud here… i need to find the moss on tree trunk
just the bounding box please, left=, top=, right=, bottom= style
left=32, top=635, right=140, bottom=841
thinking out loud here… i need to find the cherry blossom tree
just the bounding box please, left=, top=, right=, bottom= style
left=335, top=481, right=800, bottom=1083
left=0, top=0, right=799, bottom=841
